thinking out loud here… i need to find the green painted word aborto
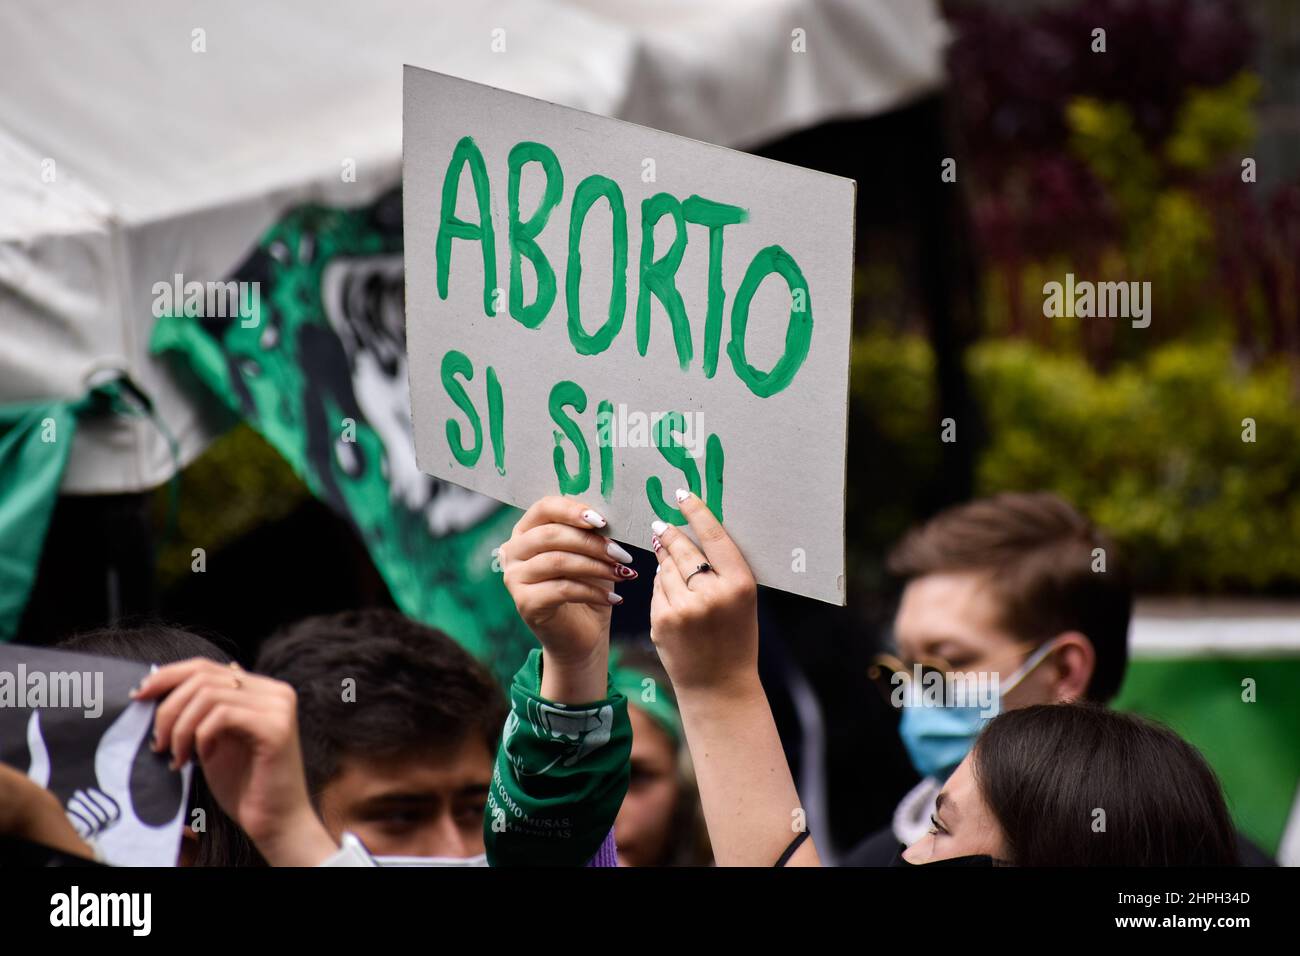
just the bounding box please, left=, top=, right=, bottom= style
left=432, top=133, right=826, bottom=526
left=435, top=136, right=814, bottom=397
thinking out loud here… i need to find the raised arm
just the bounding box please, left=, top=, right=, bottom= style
left=488, top=496, right=635, bottom=866
left=649, top=490, right=819, bottom=867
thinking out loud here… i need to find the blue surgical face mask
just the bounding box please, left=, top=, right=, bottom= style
left=898, top=701, right=986, bottom=780
left=897, top=639, right=1060, bottom=780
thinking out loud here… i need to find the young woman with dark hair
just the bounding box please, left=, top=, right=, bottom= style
left=643, top=490, right=1239, bottom=867
left=903, top=704, right=1239, bottom=866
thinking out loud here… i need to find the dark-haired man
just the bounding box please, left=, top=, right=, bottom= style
left=255, top=608, right=507, bottom=863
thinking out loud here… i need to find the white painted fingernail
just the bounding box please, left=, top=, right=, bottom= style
left=651, top=519, right=669, bottom=536
left=675, top=488, right=691, bottom=503
left=582, top=509, right=607, bottom=528
left=607, top=591, right=624, bottom=605
left=606, top=541, right=635, bottom=564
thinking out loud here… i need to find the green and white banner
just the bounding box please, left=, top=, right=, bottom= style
left=1118, top=605, right=1300, bottom=863
left=152, top=190, right=535, bottom=684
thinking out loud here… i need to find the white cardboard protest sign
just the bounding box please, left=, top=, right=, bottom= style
left=403, top=67, right=855, bottom=604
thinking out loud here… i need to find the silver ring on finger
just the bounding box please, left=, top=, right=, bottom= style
left=684, top=563, right=714, bottom=587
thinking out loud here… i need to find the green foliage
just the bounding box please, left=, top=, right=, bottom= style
left=152, top=424, right=309, bottom=588
left=1066, top=93, right=1226, bottom=287
left=849, top=331, right=1300, bottom=593
left=1166, top=72, right=1260, bottom=172
left=851, top=330, right=938, bottom=450
left=1023, top=73, right=1264, bottom=363
left=1067, top=97, right=1161, bottom=221
left=847, top=331, right=942, bottom=587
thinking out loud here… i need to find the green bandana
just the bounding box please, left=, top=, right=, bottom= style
left=485, top=649, right=631, bottom=866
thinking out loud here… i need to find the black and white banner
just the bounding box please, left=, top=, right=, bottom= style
left=0, top=645, right=191, bottom=866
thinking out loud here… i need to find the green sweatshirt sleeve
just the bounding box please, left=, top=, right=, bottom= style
left=484, top=649, right=632, bottom=866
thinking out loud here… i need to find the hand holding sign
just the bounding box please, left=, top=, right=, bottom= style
left=134, top=660, right=337, bottom=867
left=649, top=490, right=759, bottom=701
left=646, top=493, right=813, bottom=866
left=500, top=497, right=638, bottom=703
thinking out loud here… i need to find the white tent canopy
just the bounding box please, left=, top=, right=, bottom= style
left=0, top=0, right=945, bottom=492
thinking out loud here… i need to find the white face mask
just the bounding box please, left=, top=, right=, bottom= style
left=373, top=853, right=489, bottom=867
